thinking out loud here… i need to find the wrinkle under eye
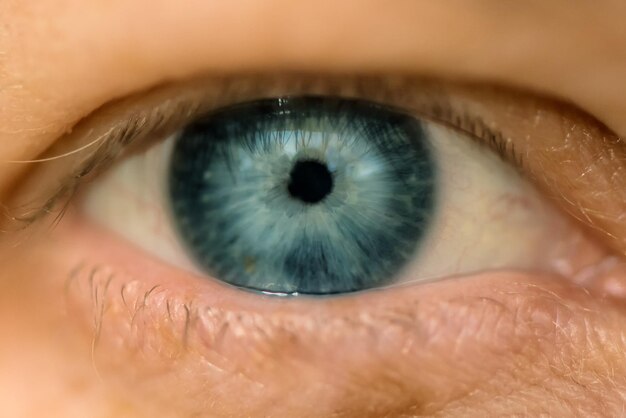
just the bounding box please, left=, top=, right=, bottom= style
left=169, top=97, right=436, bottom=295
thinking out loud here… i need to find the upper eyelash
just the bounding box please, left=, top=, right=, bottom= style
left=5, top=77, right=518, bottom=230
left=6, top=102, right=200, bottom=227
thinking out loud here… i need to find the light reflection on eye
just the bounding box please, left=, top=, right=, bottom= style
left=80, top=89, right=597, bottom=296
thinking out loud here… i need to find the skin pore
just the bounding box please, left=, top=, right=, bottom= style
left=1, top=1, right=626, bottom=417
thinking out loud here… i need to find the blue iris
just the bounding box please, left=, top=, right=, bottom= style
left=169, top=97, right=436, bottom=295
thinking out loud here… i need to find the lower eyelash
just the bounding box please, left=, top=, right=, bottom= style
left=65, top=261, right=405, bottom=358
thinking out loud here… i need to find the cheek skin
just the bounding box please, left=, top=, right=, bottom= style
left=1, top=210, right=623, bottom=417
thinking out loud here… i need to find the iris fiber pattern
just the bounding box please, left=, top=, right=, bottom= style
left=169, top=97, right=436, bottom=294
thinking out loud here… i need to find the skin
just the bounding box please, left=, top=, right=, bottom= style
left=1, top=1, right=626, bottom=416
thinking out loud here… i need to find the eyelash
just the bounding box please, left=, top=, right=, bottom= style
left=6, top=76, right=519, bottom=230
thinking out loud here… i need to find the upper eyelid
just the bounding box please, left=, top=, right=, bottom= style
left=5, top=75, right=625, bottom=258
left=5, top=76, right=512, bottom=227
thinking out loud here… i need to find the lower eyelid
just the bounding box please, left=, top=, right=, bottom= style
left=38, top=206, right=622, bottom=416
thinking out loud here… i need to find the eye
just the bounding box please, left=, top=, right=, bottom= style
left=75, top=81, right=597, bottom=296
left=8, top=75, right=621, bottom=417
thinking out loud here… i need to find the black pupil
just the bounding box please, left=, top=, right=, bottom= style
left=287, top=159, right=334, bottom=204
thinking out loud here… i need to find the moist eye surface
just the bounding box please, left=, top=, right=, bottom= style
left=169, top=96, right=436, bottom=295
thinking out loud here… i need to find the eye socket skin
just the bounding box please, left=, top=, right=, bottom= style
left=2, top=2, right=626, bottom=417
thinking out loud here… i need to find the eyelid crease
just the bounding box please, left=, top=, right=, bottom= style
left=2, top=75, right=517, bottom=231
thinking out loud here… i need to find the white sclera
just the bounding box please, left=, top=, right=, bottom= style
left=82, top=122, right=590, bottom=287
left=402, top=125, right=585, bottom=284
